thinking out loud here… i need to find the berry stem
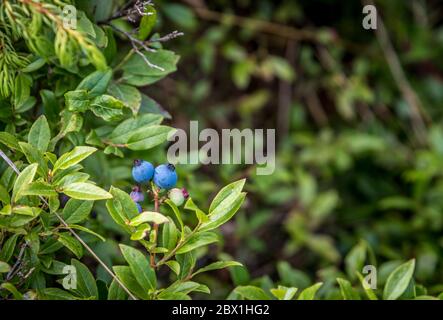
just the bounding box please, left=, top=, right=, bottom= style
left=150, top=187, right=160, bottom=268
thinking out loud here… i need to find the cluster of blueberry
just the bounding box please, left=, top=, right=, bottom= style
left=130, top=160, right=188, bottom=212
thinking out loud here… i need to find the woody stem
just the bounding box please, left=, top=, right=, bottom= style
left=150, top=187, right=159, bottom=267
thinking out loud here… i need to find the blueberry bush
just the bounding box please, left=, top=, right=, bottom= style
left=0, top=0, right=245, bottom=300
left=1, top=0, right=443, bottom=301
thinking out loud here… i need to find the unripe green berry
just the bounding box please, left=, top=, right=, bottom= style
left=169, top=188, right=185, bottom=206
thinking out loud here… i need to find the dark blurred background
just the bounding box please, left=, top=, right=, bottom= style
left=83, top=0, right=443, bottom=298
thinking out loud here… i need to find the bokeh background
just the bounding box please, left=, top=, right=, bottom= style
left=79, top=0, right=443, bottom=298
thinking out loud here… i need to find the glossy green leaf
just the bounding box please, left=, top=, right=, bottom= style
left=62, top=182, right=112, bottom=200
left=53, top=146, right=97, bottom=173
left=383, top=259, right=415, bottom=300
left=28, top=115, right=50, bottom=152
left=193, top=261, right=243, bottom=276
left=176, top=232, right=218, bottom=254
left=234, top=286, right=270, bottom=300
left=62, top=199, right=94, bottom=224
left=297, top=283, right=323, bottom=300
left=71, top=259, right=99, bottom=299
left=129, top=211, right=169, bottom=226
left=127, top=125, right=175, bottom=150
left=271, top=285, right=297, bottom=300
left=57, top=233, right=83, bottom=258
left=337, top=278, right=360, bottom=300
left=77, top=69, right=112, bottom=97
left=12, top=163, right=38, bottom=202
left=119, top=244, right=156, bottom=291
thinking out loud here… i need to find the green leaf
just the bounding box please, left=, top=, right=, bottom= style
left=165, top=261, right=180, bottom=275
left=165, top=199, right=184, bottom=232
left=271, top=286, right=298, bottom=300
left=106, top=186, right=139, bottom=230
left=138, top=4, right=157, bottom=40
left=234, top=286, right=270, bottom=300
left=157, top=292, right=190, bottom=300
left=62, top=199, right=94, bottom=224
left=19, top=142, right=48, bottom=176
left=119, top=244, right=156, bottom=291
left=122, top=49, right=179, bottom=86
left=65, top=90, right=91, bottom=112
left=109, top=113, right=163, bottom=144
left=12, top=205, right=42, bottom=216
left=164, top=281, right=209, bottom=295
left=176, top=232, right=218, bottom=254
left=22, top=57, right=46, bottom=73
left=297, top=283, right=323, bottom=300
left=337, top=278, right=360, bottom=300
left=28, top=115, right=50, bottom=152
left=62, top=182, right=112, bottom=200
left=0, top=261, right=11, bottom=273
left=345, top=240, right=367, bottom=280
left=12, top=163, right=38, bottom=202
left=67, top=224, right=105, bottom=242
left=161, top=217, right=178, bottom=250
left=184, top=198, right=208, bottom=224
left=113, top=265, right=150, bottom=299
left=22, top=181, right=57, bottom=197
left=90, top=95, right=125, bottom=122
left=383, top=259, right=415, bottom=300
left=71, top=259, right=99, bottom=299
left=57, top=233, right=83, bottom=258
left=200, top=193, right=246, bottom=232
left=0, top=234, right=19, bottom=262
left=1, top=282, right=23, bottom=299
left=0, top=132, right=20, bottom=151
left=127, top=125, right=176, bottom=150
left=108, top=83, right=141, bottom=115
left=209, top=179, right=246, bottom=213
left=76, top=69, right=112, bottom=97
left=129, top=211, right=169, bottom=226
left=53, top=146, right=97, bottom=173
left=130, top=223, right=151, bottom=241
left=192, top=261, right=243, bottom=276
left=356, top=272, right=378, bottom=300
left=0, top=204, right=11, bottom=215
left=108, top=279, right=127, bottom=300
left=176, top=251, right=196, bottom=280
left=199, top=179, right=246, bottom=232
left=0, top=185, right=10, bottom=205
left=40, top=90, right=59, bottom=123
left=55, top=172, right=90, bottom=188
left=14, top=73, right=31, bottom=109
left=38, top=288, right=78, bottom=300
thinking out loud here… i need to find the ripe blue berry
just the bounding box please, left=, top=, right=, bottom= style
left=153, top=164, right=178, bottom=190
left=132, top=159, right=154, bottom=183
left=135, top=202, right=143, bottom=213
left=130, top=186, right=144, bottom=202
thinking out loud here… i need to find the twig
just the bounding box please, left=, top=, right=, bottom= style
left=0, top=149, right=137, bottom=300
left=150, top=30, right=184, bottom=43
left=5, top=243, right=27, bottom=281
left=105, top=23, right=166, bottom=72
left=150, top=187, right=160, bottom=267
